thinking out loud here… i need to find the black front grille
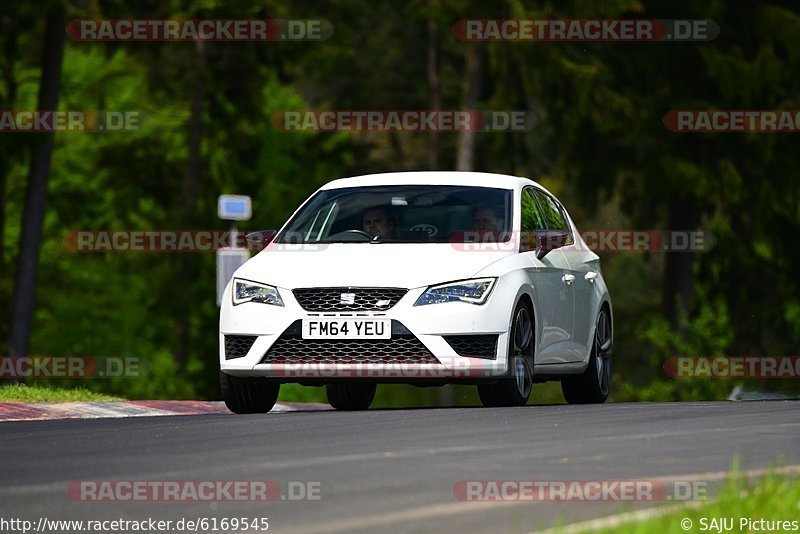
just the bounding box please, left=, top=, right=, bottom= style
left=443, top=334, right=499, bottom=360
left=292, top=287, right=407, bottom=312
left=225, top=335, right=257, bottom=360
left=260, top=320, right=438, bottom=365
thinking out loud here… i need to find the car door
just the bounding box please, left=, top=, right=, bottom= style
left=532, top=190, right=588, bottom=362
left=556, top=204, right=603, bottom=362
left=521, top=187, right=575, bottom=365
left=535, top=189, right=586, bottom=362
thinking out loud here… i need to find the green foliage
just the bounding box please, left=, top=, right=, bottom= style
left=2, top=1, right=799, bottom=404
left=278, top=383, right=327, bottom=404
left=2, top=6, right=355, bottom=399
left=613, top=284, right=734, bottom=401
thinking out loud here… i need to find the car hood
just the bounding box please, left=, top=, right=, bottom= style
left=235, top=243, right=513, bottom=289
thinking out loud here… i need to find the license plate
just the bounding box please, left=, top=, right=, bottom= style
left=302, top=319, right=391, bottom=339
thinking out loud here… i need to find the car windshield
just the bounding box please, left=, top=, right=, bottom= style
left=276, top=185, right=513, bottom=244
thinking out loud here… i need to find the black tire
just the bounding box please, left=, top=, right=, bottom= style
left=478, top=301, right=534, bottom=407
left=326, top=383, right=377, bottom=411
left=220, top=371, right=280, bottom=414
left=562, top=307, right=612, bottom=404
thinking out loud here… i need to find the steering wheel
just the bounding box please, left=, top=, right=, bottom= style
left=340, top=229, right=375, bottom=239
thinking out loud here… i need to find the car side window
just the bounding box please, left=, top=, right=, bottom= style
left=520, top=188, right=546, bottom=252
left=533, top=190, right=574, bottom=245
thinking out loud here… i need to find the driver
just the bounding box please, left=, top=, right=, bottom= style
left=471, top=206, right=507, bottom=243
left=362, top=207, right=395, bottom=238
left=472, top=206, right=504, bottom=232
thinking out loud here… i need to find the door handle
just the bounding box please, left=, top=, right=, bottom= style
left=585, top=271, right=598, bottom=283
left=561, top=274, right=575, bottom=285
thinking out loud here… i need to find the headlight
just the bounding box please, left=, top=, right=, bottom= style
left=414, top=278, right=496, bottom=306
left=232, top=278, right=284, bottom=306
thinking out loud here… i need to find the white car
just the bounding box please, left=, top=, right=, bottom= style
left=219, top=172, right=612, bottom=411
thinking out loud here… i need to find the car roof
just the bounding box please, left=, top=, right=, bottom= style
left=320, top=171, right=539, bottom=191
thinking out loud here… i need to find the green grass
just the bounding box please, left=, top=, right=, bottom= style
left=277, top=383, right=328, bottom=403
left=576, top=472, right=800, bottom=534
left=0, top=384, right=124, bottom=403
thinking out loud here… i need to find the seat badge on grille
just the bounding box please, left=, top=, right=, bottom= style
left=340, top=293, right=356, bottom=305
left=375, top=299, right=391, bottom=307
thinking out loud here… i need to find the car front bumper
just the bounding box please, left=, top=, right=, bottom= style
left=219, top=281, right=517, bottom=381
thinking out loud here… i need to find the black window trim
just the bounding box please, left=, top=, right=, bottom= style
left=530, top=186, right=575, bottom=246
left=520, top=186, right=545, bottom=253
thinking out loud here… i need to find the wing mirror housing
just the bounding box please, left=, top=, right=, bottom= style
left=535, top=230, right=570, bottom=260
left=245, top=230, right=277, bottom=252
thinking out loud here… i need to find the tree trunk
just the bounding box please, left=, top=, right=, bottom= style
left=662, top=196, right=699, bottom=340
left=0, top=22, right=20, bottom=355
left=456, top=44, right=485, bottom=171
left=8, top=3, right=65, bottom=365
left=0, top=21, right=19, bottom=271
left=183, top=41, right=205, bottom=211
left=175, top=40, right=206, bottom=372
left=426, top=13, right=442, bottom=170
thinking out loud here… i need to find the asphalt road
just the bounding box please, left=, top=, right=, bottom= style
left=0, top=401, right=798, bottom=533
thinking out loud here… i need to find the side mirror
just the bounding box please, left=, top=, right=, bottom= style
left=245, top=230, right=277, bottom=252
left=535, top=230, right=570, bottom=260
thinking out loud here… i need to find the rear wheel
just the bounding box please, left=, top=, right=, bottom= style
left=220, top=371, right=280, bottom=414
left=478, top=301, right=534, bottom=407
left=326, top=383, right=377, bottom=411
left=561, top=308, right=612, bottom=404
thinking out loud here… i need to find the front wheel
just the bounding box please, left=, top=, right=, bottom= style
left=478, top=301, right=534, bottom=407
left=561, top=308, right=612, bottom=404
left=220, top=371, right=280, bottom=414
left=326, top=383, right=377, bottom=411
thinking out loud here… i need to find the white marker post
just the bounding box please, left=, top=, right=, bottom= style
left=217, top=195, right=252, bottom=306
